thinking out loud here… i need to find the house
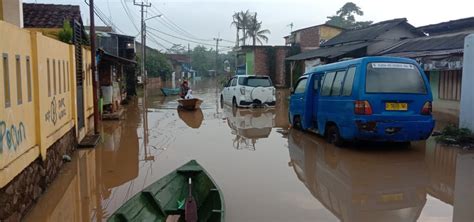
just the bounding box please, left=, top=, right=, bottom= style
left=165, top=53, right=194, bottom=80
left=93, top=31, right=137, bottom=119
left=380, top=17, right=474, bottom=115
left=286, top=18, right=425, bottom=79
left=236, top=46, right=290, bottom=87
left=284, top=24, right=344, bottom=51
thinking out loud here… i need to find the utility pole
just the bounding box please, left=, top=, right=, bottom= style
left=89, top=0, right=100, bottom=134
left=213, top=36, right=222, bottom=76
left=134, top=0, right=151, bottom=85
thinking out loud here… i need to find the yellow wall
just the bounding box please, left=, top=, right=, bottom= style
left=320, top=26, right=344, bottom=42
left=0, top=21, right=94, bottom=188
left=0, top=20, right=39, bottom=188
left=0, top=0, right=4, bottom=20
left=1, top=0, right=22, bottom=27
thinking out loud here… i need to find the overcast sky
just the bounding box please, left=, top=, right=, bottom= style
left=24, top=0, right=474, bottom=52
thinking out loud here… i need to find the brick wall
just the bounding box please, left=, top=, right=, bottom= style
left=274, top=48, right=289, bottom=87
left=254, top=48, right=269, bottom=75
left=299, top=27, right=320, bottom=52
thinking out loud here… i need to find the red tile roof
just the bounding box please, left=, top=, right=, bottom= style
left=23, top=3, right=82, bottom=28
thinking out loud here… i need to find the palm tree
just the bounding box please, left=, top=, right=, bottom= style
left=245, top=13, right=271, bottom=46
left=231, top=12, right=242, bottom=48
left=240, top=10, right=251, bottom=46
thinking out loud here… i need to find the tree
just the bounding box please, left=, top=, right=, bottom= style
left=231, top=12, right=242, bottom=48
left=245, top=13, right=271, bottom=46
left=58, top=20, right=73, bottom=43
left=139, top=48, right=173, bottom=80
left=231, top=10, right=252, bottom=46
left=326, top=2, right=373, bottom=29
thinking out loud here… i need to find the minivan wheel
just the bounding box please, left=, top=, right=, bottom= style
left=232, top=97, right=238, bottom=108
left=327, top=125, right=344, bottom=147
left=293, top=116, right=302, bottom=130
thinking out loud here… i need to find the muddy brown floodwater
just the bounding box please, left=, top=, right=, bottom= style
left=24, top=78, right=474, bottom=222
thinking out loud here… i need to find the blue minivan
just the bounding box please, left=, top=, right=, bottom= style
left=289, top=56, right=435, bottom=146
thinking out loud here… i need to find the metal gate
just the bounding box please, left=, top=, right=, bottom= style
left=73, top=20, right=85, bottom=129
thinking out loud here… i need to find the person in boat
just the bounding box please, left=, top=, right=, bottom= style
left=185, top=89, right=194, bottom=99
left=180, top=80, right=190, bottom=99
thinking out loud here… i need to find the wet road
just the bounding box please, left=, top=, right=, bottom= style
left=25, top=78, right=474, bottom=222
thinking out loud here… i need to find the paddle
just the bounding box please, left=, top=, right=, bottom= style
left=185, top=177, right=198, bottom=222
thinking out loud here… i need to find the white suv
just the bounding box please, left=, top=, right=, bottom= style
left=221, top=75, right=276, bottom=108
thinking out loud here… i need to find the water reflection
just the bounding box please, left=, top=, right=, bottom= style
left=178, top=108, right=204, bottom=128
left=224, top=107, right=275, bottom=150
left=288, top=130, right=428, bottom=222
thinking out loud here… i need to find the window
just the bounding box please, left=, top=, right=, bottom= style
left=321, top=72, right=336, bottom=96
left=26, top=56, right=32, bottom=102
left=66, top=62, right=69, bottom=91
left=47, top=59, right=51, bottom=97
left=3, top=53, right=11, bottom=108
left=63, top=61, right=66, bottom=93
left=331, top=70, right=346, bottom=96
left=294, top=78, right=308, bottom=94
left=16, top=55, right=22, bottom=105
left=58, top=60, right=62, bottom=94
left=231, top=78, right=237, bottom=86
left=366, top=62, right=426, bottom=94
left=238, top=76, right=273, bottom=87
left=53, top=59, right=56, bottom=95
left=342, top=67, right=356, bottom=96
left=439, top=70, right=461, bottom=101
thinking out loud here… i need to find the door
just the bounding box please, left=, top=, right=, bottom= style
left=309, top=75, right=322, bottom=129
left=289, top=77, right=308, bottom=126
left=73, top=20, right=85, bottom=129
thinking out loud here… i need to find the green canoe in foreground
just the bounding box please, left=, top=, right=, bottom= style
left=108, top=160, right=225, bottom=222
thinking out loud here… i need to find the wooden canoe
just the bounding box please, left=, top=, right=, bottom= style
left=177, top=98, right=203, bottom=110
left=161, top=88, right=180, bottom=96
left=108, top=160, right=225, bottom=222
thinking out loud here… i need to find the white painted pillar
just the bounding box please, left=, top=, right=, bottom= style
left=460, top=34, right=474, bottom=131
left=171, top=72, right=176, bottom=88
left=453, top=152, right=474, bottom=222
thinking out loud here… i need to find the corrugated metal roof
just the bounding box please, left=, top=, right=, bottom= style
left=380, top=31, right=472, bottom=57
left=286, top=42, right=371, bottom=61
left=321, top=18, right=424, bottom=47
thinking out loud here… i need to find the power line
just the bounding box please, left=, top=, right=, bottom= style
left=147, top=26, right=234, bottom=48
left=120, top=0, right=140, bottom=32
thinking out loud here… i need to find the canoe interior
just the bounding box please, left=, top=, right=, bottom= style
left=177, top=98, right=203, bottom=110
left=108, top=160, right=224, bottom=222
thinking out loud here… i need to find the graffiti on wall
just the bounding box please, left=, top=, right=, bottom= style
left=0, top=121, right=26, bottom=154
left=45, top=97, right=67, bottom=125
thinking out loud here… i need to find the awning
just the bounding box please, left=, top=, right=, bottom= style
left=286, top=42, right=371, bottom=61
left=99, top=50, right=137, bottom=65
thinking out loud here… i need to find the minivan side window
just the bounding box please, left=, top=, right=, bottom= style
left=294, top=78, right=308, bottom=94
left=321, top=72, right=336, bottom=96
left=342, top=67, right=356, bottom=96
left=331, top=70, right=346, bottom=96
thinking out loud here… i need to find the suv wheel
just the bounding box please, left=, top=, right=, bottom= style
left=232, top=97, right=238, bottom=108
left=293, top=116, right=302, bottom=130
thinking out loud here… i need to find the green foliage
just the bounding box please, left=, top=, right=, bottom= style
left=58, top=20, right=73, bottom=43
left=190, top=45, right=234, bottom=76
left=138, top=49, right=173, bottom=80
left=326, top=2, right=373, bottom=29
left=436, top=124, right=474, bottom=147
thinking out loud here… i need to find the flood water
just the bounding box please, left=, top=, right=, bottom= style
left=24, top=78, right=474, bottom=222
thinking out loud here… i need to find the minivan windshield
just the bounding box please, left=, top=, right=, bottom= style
left=239, top=76, right=272, bottom=87
left=366, top=62, right=427, bottom=94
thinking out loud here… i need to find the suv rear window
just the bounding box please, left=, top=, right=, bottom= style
left=238, top=76, right=272, bottom=87
left=366, top=63, right=427, bottom=94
